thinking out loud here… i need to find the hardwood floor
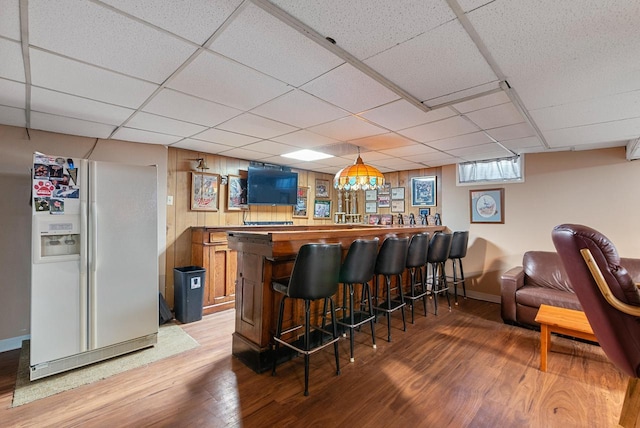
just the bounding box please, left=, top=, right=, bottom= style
left=0, top=299, right=626, bottom=427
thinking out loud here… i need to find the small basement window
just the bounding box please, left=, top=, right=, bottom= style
left=457, top=155, right=524, bottom=185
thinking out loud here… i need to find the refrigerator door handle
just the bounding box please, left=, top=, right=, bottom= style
left=89, top=164, right=98, bottom=349
left=79, top=199, right=88, bottom=353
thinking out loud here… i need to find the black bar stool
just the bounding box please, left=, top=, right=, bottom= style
left=403, top=233, right=429, bottom=324
left=337, top=238, right=379, bottom=363
left=373, top=236, right=409, bottom=342
left=271, top=243, right=342, bottom=396
left=448, top=231, right=469, bottom=305
left=427, top=232, right=453, bottom=315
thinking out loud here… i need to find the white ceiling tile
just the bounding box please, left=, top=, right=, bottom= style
left=301, top=63, right=399, bottom=113
left=28, top=0, right=197, bottom=83
left=398, top=116, right=479, bottom=143
left=29, top=49, right=159, bottom=109
left=31, top=87, right=135, bottom=126
left=448, top=143, right=514, bottom=160
left=486, top=123, right=535, bottom=142
left=217, top=147, right=273, bottom=161
left=359, top=100, right=456, bottom=131
left=210, top=3, right=343, bottom=86
left=216, top=113, right=297, bottom=139
left=191, top=128, right=260, bottom=147
left=111, top=127, right=182, bottom=144
left=468, top=0, right=640, bottom=109
left=143, top=89, right=241, bottom=127
left=378, top=143, right=437, bottom=157
left=170, top=138, right=236, bottom=154
left=31, top=111, right=116, bottom=139
left=251, top=90, right=348, bottom=128
left=0, top=0, right=20, bottom=40
left=168, top=51, right=291, bottom=111
left=349, top=132, right=417, bottom=151
left=543, top=117, right=640, bottom=149
left=501, top=137, right=545, bottom=153
left=0, top=105, right=26, bottom=127
left=426, top=131, right=493, bottom=151
left=531, top=90, right=640, bottom=132
left=99, top=0, right=243, bottom=45
left=318, top=155, right=358, bottom=168
left=270, top=1, right=455, bottom=60
left=350, top=151, right=394, bottom=162
left=364, top=19, right=497, bottom=102
left=0, top=79, right=24, bottom=108
left=272, top=129, right=339, bottom=148
left=452, top=91, right=510, bottom=113
left=241, top=140, right=297, bottom=155
left=410, top=151, right=459, bottom=164
left=464, top=102, right=524, bottom=130
left=0, top=39, right=25, bottom=82
left=370, top=157, right=424, bottom=171
left=308, top=116, right=387, bottom=141
left=127, top=111, right=207, bottom=137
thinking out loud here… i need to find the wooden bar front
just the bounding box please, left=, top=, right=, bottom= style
left=227, top=225, right=446, bottom=373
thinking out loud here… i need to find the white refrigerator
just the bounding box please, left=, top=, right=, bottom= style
left=30, top=153, right=158, bottom=380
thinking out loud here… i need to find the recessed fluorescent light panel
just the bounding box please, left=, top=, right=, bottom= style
left=281, top=149, right=334, bottom=161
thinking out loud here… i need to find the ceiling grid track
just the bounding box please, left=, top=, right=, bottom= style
left=445, top=0, right=551, bottom=150
left=250, top=0, right=431, bottom=114
left=107, top=0, right=251, bottom=140
left=19, top=0, right=31, bottom=129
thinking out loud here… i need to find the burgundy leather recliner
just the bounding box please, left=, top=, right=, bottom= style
left=552, top=224, right=640, bottom=427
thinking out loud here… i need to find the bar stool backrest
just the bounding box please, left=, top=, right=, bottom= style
left=340, top=238, right=379, bottom=284
left=427, top=232, right=453, bottom=264
left=449, top=231, right=469, bottom=259
left=406, top=233, right=429, bottom=268
left=287, top=243, right=342, bottom=300
left=375, top=236, right=409, bottom=276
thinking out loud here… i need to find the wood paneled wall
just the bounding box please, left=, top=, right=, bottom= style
left=165, top=147, right=441, bottom=307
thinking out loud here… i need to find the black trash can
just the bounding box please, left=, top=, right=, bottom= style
left=173, top=266, right=206, bottom=323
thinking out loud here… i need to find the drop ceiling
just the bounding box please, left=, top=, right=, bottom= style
left=1, top=0, right=640, bottom=173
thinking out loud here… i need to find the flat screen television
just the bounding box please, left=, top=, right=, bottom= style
left=247, top=166, right=298, bottom=206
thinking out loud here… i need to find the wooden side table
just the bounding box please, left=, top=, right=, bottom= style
left=534, top=304, right=598, bottom=372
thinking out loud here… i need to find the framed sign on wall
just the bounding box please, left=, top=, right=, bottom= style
left=470, top=188, right=505, bottom=224
left=411, top=176, right=436, bottom=207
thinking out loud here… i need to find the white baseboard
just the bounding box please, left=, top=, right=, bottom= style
left=0, top=335, right=29, bottom=353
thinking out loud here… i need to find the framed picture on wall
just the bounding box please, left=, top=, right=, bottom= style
left=315, top=179, right=330, bottom=198
left=313, top=199, right=331, bottom=219
left=377, top=194, right=390, bottom=208
left=470, top=188, right=505, bottom=224
left=227, top=175, right=248, bottom=211
left=191, top=172, right=220, bottom=211
left=411, top=176, right=436, bottom=207
left=391, top=187, right=405, bottom=200
left=365, top=189, right=377, bottom=201
left=391, top=199, right=405, bottom=213
left=419, top=208, right=431, bottom=217
left=365, top=201, right=377, bottom=213
left=293, top=186, right=309, bottom=218
left=378, top=183, right=391, bottom=195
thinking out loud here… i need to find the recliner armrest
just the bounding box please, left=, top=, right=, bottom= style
left=500, top=267, right=525, bottom=322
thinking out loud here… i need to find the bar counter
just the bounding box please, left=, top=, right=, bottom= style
left=226, top=224, right=447, bottom=373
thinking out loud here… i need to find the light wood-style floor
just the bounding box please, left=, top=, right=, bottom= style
left=0, top=299, right=626, bottom=427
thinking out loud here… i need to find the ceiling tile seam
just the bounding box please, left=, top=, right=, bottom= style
left=528, top=87, right=640, bottom=113
left=19, top=0, right=31, bottom=128
left=449, top=105, right=518, bottom=156
left=0, top=34, right=20, bottom=44
left=105, top=1, right=251, bottom=140
left=29, top=108, right=119, bottom=127
left=445, top=0, right=550, bottom=150
left=499, top=81, right=551, bottom=149
left=28, top=46, right=163, bottom=87
left=249, top=0, right=431, bottom=114
left=538, top=115, right=640, bottom=133
left=89, top=0, right=247, bottom=51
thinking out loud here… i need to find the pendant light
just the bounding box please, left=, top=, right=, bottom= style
left=333, top=149, right=385, bottom=191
